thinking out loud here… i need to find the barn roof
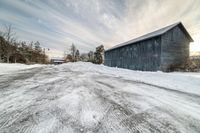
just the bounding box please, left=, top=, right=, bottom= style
left=106, top=22, right=193, bottom=52
left=51, top=57, right=65, bottom=63
left=51, top=57, right=65, bottom=60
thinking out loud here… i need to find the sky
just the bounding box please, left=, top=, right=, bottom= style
left=0, top=0, right=200, bottom=57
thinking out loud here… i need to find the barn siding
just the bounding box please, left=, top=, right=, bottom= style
left=104, top=23, right=192, bottom=72
left=160, top=26, right=190, bottom=71
left=104, top=37, right=161, bottom=71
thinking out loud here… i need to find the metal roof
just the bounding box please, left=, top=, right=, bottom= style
left=106, top=22, right=193, bottom=52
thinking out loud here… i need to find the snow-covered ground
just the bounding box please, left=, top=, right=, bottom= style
left=0, top=62, right=200, bottom=133
left=0, top=63, right=43, bottom=75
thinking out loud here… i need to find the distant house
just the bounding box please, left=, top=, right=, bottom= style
left=104, top=22, right=193, bottom=72
left=51, top=57, right=65, bottom=65
left=190, top=56, right=200, bottom=60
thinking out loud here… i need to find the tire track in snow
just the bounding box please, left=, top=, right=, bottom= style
left=94, top=75, right=200, bottom=133
left=0, top=65, right=200, bottom=133
left=0, top=66, right=95, bottom=133
left=92, top=81, right=178, bottom=133
left=96, top=74, right=200, bottom=103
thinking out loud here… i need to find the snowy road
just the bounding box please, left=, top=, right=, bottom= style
left=0, top=63, right=200, bottom=133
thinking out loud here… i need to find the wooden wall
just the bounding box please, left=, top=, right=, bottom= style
left=160, top=26, right=190, bottom=71
left=104, top=37, right=161, bottom=71
left=104, top=25, right=190, bottom=72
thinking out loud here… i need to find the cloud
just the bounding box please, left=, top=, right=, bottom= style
left=0, top=0, right=200, bottom=57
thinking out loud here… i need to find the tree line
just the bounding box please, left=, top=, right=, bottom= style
left=0, top=25, right=49, bottom=64
left=0, top=24, right=104, bottom=65
left=65, top=44, right=104, bottom=64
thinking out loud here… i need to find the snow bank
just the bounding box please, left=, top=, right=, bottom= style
left=0, top=63, right=43, bottom=75
left=61, top=62, right=200, bottom=96
left=1, top=62, right=199, bottom=95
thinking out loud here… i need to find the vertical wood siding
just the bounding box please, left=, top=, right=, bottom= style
left=160, top=26, right=190, bottom=71
left=104, top=37, right=161, bottom=71
left=104, top=25, right=190, bottom=72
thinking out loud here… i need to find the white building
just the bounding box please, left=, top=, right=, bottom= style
left=51, top=57, right=65, bottom=65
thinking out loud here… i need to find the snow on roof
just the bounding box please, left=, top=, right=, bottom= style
left=51, top=57, right=65, bottom=60
left=53, top=60, right=65, bottom=63
left=106, top=22, right=193, bottom=52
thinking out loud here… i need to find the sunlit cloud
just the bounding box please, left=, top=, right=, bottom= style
left=0, top=0, right=200, bottom=57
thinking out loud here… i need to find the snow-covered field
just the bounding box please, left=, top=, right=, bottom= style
left=0, top=62, right=200, bottom=133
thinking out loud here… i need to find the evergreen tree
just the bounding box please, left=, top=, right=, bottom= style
left=93, top=45, right=104, bottom=64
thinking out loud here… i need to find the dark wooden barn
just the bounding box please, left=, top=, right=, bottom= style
left=104, top=22, right=193, bottom=72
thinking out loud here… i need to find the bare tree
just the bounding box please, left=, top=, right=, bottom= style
left=0, top=36, right=5, bottom=62
left=70, top=43, right=76, bottom=62
left=88, top=51, right=94, bottom=62
left=2, top=24, right=16, bottom=63
left=11, top=40, right=19, bottom=63
left=80, top=53, right=89, bottom=62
